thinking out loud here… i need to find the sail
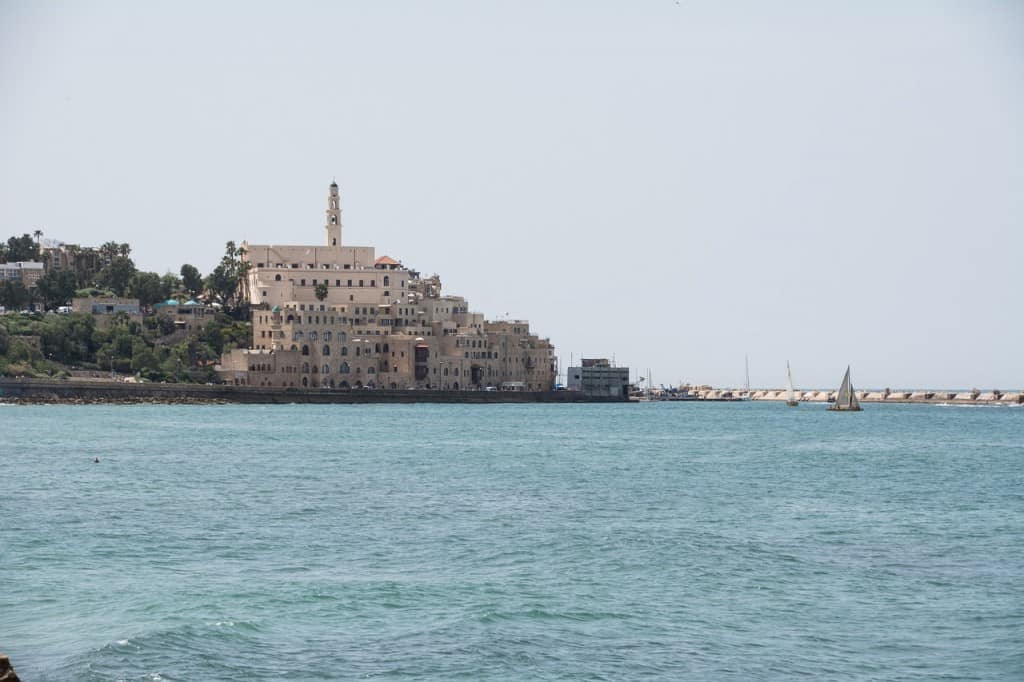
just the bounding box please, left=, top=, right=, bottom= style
left=830, top=366, right=862, bottom=411
left=786, top=362, right=795, bottom=403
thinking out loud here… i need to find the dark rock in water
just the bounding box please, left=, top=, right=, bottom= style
left=0, top=654, right=21, bottom=682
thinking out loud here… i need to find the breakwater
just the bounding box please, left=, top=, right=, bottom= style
left=693, top=387, right=1022, bottom=406
left=0, top=378, right=624, bottom=405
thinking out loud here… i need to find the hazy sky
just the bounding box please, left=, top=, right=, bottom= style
left=2, top=1, right=1021, bottom=389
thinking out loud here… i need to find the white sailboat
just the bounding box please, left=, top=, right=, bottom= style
left=742, top=354, right=751, bottom=400
left=785, top=361, right=799, bottom=407
left=828, top=365, right=862, bottom=412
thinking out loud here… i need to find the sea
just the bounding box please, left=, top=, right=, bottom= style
left=1, top=401, right=1022, bottom=681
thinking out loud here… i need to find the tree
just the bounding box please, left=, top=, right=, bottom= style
left=33, top=229, right=43, bottom=246
left=4, top=234, right=40, bottom=262
left=0, top=281, right=30, bottom=311
left=204, top=241, right=250, bottom=311
left=128, top=271, right=165, bottom=309
left=314, top=282, right=328, bottom=301
left=99, top=241, right=121, bottom=262
left=98, top=256, right=137, bottom=297
left=34, top=269, right=77, bottom=310
left=180, top=263, right=203, bottom=299
left=160, top=272, right=182, bottom=301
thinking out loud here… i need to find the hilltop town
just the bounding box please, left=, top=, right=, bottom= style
left=0, top=182, right=560, bottom=394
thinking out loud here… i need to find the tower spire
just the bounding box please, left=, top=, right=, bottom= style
left=326, top=180, right=342, bottom=246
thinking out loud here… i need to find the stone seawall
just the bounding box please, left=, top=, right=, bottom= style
left=0, top=378, right=625, bottom=405
left=694, top=388, right=1023, bottom=406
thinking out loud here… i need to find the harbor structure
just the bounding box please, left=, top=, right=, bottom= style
left=566, top=358, right=630, bottom=398
left=218, top=181, right=557, bottom=390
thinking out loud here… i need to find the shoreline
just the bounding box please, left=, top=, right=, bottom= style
left=0, top=378, right=625, bottom=405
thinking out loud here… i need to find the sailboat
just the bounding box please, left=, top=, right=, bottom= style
left=741, top=354, right=752, bottom=400
left=785, top=361, right=799, bottom=407
left=827, top=366, right=862, bottom=412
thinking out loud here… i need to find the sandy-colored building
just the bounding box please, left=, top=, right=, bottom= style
left=218, top=181, right=557, bottom=390
left=0, top=261, right=44, bottom=288
left=71, top=296, right=142, bottom=329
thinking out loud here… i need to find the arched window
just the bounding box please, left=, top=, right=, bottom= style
left=338, top=332, right=346, bottom=343
left=375, top=343, right=381, bottom=353
left=302, top=362, right=309, bottom=373
left=339, top=362, right=350, bottom=374
left=302, top=377, right=308, bottom=387
left=309, top=331, right=318, bottom=341
left=322, top=364, right=330, bottom=374
left=341, top=346, right=348, bottom=356
left=293, top=331, right=303, bottom=340
left=275, top=274, right=281, bottom=281
left=367, top=367, right=376, bottom=374
left=290, top=345, right=297, bottom=351
left=302, top=345, right=309, bottom=356
left=324, top=331, right=332, bottom=341
left=383, top=275, right=390, bottom=286
left=331, top=216, right=337, bottom=224
left=323, top=344, right=330, bottom=356
left=355, top=347, right=360, bottom=357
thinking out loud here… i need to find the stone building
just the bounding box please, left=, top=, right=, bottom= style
left=71, top=296, right=142, bottom=329
left=218, top=181, right=557, bottom=390
left=0, top=261, right=44, bottom=288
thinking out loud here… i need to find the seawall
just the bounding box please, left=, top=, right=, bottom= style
left=693, top=388, right=1022, bottom=406
left=0, top=378, right=625, bottom=405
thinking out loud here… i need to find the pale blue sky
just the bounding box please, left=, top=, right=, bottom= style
left=2, top=1, right=1021, bottom=389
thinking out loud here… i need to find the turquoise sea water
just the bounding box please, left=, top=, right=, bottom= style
left=1, top=401, right=1022, bottom=680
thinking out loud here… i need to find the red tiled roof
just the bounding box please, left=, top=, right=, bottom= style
left=375, top=256, right=399, bottom=266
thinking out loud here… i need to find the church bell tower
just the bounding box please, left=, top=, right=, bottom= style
left=326, top=180, right=342, bottom=247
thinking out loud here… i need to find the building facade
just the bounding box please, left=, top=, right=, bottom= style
left=218, top=181, right=557, bottom=390
left=0, top=261, right=44, bottom=288
left=567, top=358, right=630, bottom=398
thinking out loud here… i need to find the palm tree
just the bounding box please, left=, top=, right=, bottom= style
left=33, top=229, right=43, bottom=246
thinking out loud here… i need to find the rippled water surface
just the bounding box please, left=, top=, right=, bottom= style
left=2, top=402, right=1022, bottom=680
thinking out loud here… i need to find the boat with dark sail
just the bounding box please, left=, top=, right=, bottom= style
left=828, top=366, right=862, bottom=412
